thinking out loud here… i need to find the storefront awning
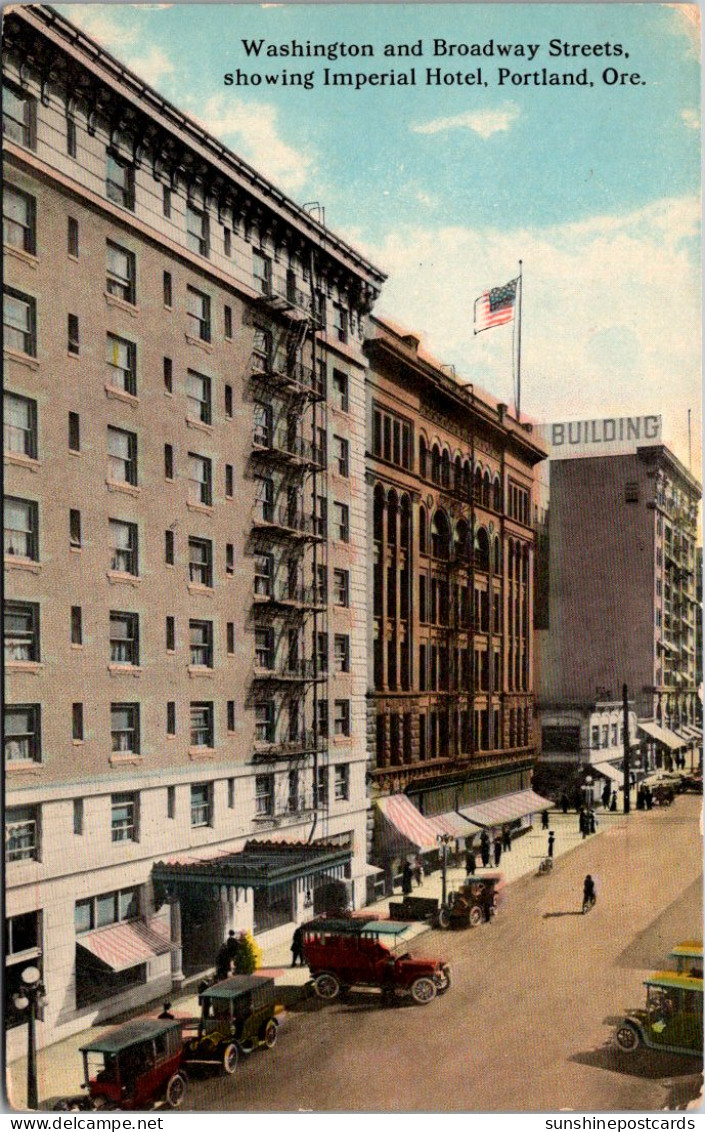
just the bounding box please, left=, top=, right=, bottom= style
left=638, top=721, right=686, bottom=751
left=77, top=920, right=172, bottom=973
left=153, top=839, right=352, bottom=892
left=425, top=810, right=474, bottom=838
left=593, top=762, right=624, bottom=786
left=375, top=794, right=439, bottom=852
left=457, top=789, right=552, bottom=829
left=351, top=861, right=384, bottom=878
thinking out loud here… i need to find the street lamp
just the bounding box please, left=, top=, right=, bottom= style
left=436, top=833, right=453, bottom=907
left=582, top=774, right=594, bottom=812
left=12, top=965, right=45, bottom=1110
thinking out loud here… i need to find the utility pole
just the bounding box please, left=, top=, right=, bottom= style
left=622, top=683, right=631, bottom=814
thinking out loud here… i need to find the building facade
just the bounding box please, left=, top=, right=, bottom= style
left=535, top=700, right=639, bottom=802
left=364, top=320, right=547, bottom=877
left=3, top=5, right=384, bottom=1052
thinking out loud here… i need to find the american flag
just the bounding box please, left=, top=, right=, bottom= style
left=474, top=278, right=518, bottom=334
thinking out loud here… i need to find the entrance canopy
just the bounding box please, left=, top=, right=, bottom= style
left=375, top=794, right=439, bottom=853
left=77, top=919, right=171, bottom=972
left=593, top=762, right=624, bottom=787
left=153, top=839, right=351, bottom=892
left=638, top=721, right=686, bottom=751
left=457, top=789, right=552, bottom=829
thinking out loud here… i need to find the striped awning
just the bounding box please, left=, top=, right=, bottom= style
left=77, top=920, right=172, bottom=973
left=638, top=720, right=686, bottom=751
left=457, top=789, right=552, bottom=829
left=593, top=761, right=624, bottom=787
left=425, top=810, right=473, bottom=838
left=375, top=794, right=439, bottom=852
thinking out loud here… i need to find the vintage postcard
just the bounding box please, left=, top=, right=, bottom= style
left=2, top=0, right=702, bottom=1116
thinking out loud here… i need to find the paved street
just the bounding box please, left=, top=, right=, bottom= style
left=185, top=796, right=702, bottom=1112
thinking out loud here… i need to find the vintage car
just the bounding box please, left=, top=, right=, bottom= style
left=302, top=918, right=451, bottom=1005
left=680, top=772, right=703, bottom=795
left=435, top=871, right=505, bottom=929
left=614, top=971, right=703, bottom=1057
left=183, top=974, right=283, bottom=1075
left=54, top=1019, right=187, bottom=1111
left=668, top=941, right=703, bottom=979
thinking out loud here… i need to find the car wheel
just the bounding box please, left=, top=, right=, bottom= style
left=165, top=1072, right=187, bottom=1109
left=221, top=1042, right=239, bottom=1075
left=410, top=977, right=437, bottom=1006
left=436, top=966, right=452, bottom=994
left=239, top=1038, right=256, bottom=1056
left=53, top=1098, right=86, bottom=1112
left=437, top=905, right=452, bottom=930
left=469, top=905, right=483, bottom=927
left=615, top=1024, right=640, bottom=1053
left=313, top=972, right=341, bottom=1000
left=263, top=1019, right=278, bottom=1049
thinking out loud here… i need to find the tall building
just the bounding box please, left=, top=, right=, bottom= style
left=364, top=319, right=548, bottom=882
left=3, top=5, right=384, bottom=1052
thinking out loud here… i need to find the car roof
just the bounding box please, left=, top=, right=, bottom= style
left=669, top=941, right=703, bottom=959
left=303, top=919, right=413, bottom=936
left=80, top=1019, right=179, bottom=1054
left=645, top=971, right=704, bottom=993
left=200, top=974, right=275, bottom=999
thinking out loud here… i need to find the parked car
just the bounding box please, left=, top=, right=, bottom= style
left=183, top=974, right=283, bottom=1075
left=54, top=1019, right=187, bottom=1111
left=651, top=783, right=675, bottom=806
left=615, top=971, right=703, bottom=1057
left=668, top=941, right=703, bottom=979
left=302, top=918, right=451, bottom=1005
left=435, top=871, right=505, bottom=929
left=680, top=773, right=703, bottom=795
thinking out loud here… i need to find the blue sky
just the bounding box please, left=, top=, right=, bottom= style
left=59, top=3, right=701, bottom=469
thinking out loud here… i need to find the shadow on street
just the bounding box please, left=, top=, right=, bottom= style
left=571, top=1041, right=703, bottom=1081
left=542, top=910, right=584, bottom=918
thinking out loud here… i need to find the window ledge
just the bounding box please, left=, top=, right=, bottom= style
left=189, top=747, right=216, bottom=760
left=185, top=333, right=213, bottom=354
left=106, top=480, right=141, bottom=497
left=187, top=583, right=214, bottom=598
left=4, top=556, right=41, bottom=574
left=104, top=384, right=139, bottom=407
left=71, top=643, right=84, bottom=651
left=109, top=753, right=143, bottom=767
left=4, top=244, right=38, bottom=269
left=6, top=761, right=42, bottom=775
left=187, top=502, right=214, bottom=516
left=4, top=452, right=40, bottom=473
left=70, top=545, right=82, bottom=554
left=188, top=665, right=215, bottom=678
left=332, top=736, right=353, bottom=746
left=107, top=664, right=142, bottom=677
left=4, top=348, right=39, bottom=371
left=107, top=570, right=141, bottom=587
left=72, top=739, right=85, bottom=747
left=6, top=661, right=42, bottom=674
left=104, top=291, right=138, bottom=317
left=185, top=418, right=214, bottom=435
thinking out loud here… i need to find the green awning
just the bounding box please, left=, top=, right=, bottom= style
left=153, top=839, right=351, bottom=892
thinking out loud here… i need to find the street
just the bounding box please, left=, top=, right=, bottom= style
left=186, top=796, right=702, bottom=1112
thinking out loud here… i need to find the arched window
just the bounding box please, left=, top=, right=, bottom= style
left=373, top=484, right=385, bottom=543
left=419, top=437, right=427, bottom=480
left=475, top=527, right=490, bottom=572
left=387, top=491, right=398, bottom=545
left=400, top=495, right=410, bottom=549
left=474, top=465, right=482, bottom=502
left=493, top=476, right=502, bottom=511
left=431, top=510, right=450, bottom=559
left=522, top=544, right=530, bottom=584
left=441, top=449, right=450, bottom=489
left=463, top=461, right=471, bottom=499
left=494, top=536, right=501, bottom=573
left=482, top=470, right=491, bottom=508
left=419, top=505, right=427, bottom=554
left=432, top=445, right=441, bottom=485
left=455, top=519, right=469, bottom=562
left=507, top=539, right=514, bottom=581
left=454, top=456, right=462, bottom=494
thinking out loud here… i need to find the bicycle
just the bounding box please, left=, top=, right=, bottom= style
left=582, top=894, right=596, bottom=914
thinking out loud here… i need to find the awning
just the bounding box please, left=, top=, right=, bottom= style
left=425, top=810, right=473, bottom=838
left=153, top=839, right=351, bottom=892
left=351, top=861, right=383, bottom=878
left=638, top=721, right=687, bottom=751
left=593, top=762, right=624, bottom=786
left=457, top=789, right=552, bottom=829
left=77, top=920, right=172, bottom=973
left=375, top=794, right=439, bottom=852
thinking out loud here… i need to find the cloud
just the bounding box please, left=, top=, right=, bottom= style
left=412, top=104, right=520, bottom=139
left=60, top=6, right=140, bottom=48
left=127, top=47, right=175, bottom=86
left=681, top=108, right=700, bottom=130
left=185, top=94, right=315, bottom=193
left=358, top=196, right=701, bottom=468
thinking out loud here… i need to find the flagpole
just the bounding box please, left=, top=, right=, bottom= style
left=516, top=260, right=523, bottom=420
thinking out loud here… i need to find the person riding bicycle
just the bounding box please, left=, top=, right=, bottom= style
left=582, top=874, right=596, bottom=911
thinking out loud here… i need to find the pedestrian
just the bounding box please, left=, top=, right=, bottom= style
left=493, top=837, right=502, bottom=867
left=645, top=785, right=653, bottom=810
left=541, top=808, right=549, bottom=830
left=547, top=830, right=555, bottom=858
left=561, top=792, right=569, bottom=815
left=290, top=925, right=305, bottom=967
left=610, top=792, right=617, bottom=812
left=215, top=942, right=230, bottom=981
left=589, top=810, right=596, bottom=835
left=158, top=1001, right=175, bottom=1019
left=601, top=783, right=611, bottom=809
left=225, top=929, right=240, bottom=967
left=481, top=839, right=490, bottom=869
left=465, top=847, right=477, bottom=876
left=402, top=859, right=413, bottom=896
left=502, top=827, right=511, bottom=853
left=413, top=855, right=423, bottom=887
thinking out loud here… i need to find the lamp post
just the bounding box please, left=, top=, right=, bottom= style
left=436, top=833, right=453, bottom=907
left=12, top=965, right=45, bottom=1110
left=582, top=774, right=594, bottom=813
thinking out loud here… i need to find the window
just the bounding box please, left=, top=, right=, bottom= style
left=253, top=249, right=272, bottom=295
left=111, top=793, right=137, bottom=842
left=72, top=702, right=84, bottom=741
left=227, top=622, right=235, bottom=654
left=69, top=508, right=81, bottom=549
left=334, top=634, right=350, bottom=673
left=4, top=704, right=41, bottom=763
left=227, top=702, right=235, bottom=732
left=68, top=411, right=80, bottom=452
left=224, top=228, right=232, bottom=257
left=316, top=564, right=328, bottom=605
left=106, top=242, right=136, bottom=304
left=334, top=700, right=350, bottom=737
left=111, top=703, right=139, bottom=756
left=334, top=502, right=349, bottom=542
left=3, top=184, right=35, bottom=253
left=163, top=185, right=171, bottom=217
left=333, top=303, right=348, bottom=344
left=318, top=699, right=329, bottom=738
left=224, top=305, right=233, bottom=339
left=255, top=773, right=274, bottom=816
left=167, top=703, right=176, bottom=737
left=186, top=200, right=209, bottom=257
left=67, top=216, right=79, bottom=257
left=109, top=519, right=138, bottom=576
left=110, top=611, right=139, bottom=666
left=4, top=393, right=37, bottom=458
left=316, top=766, right=328, bottom=807
left=164, top=444, right=174, bottom=480
left=73, top=798, right=83, bottom=836
left=166, top=616, right=175, bottom=652
left=165, top=529, right=175, bottom=566
left=255, top=702, right=275, bottom=743
left=162, top=270, right=172, bottom=308
left=106, top=334, right=136, bottom=396
left=255, top=554, right=273, bottom=597
left=191, top=783, right=212, bottom=827
left=226, top=543, right=234, bottom=575
left=4, top=287, right=36, bottom=355
left=256, top=477, right=275, bottom=524
left=333, top=435, right=349, bottom=477
left=625, top=481, right=639, bottom=504
left=66, top=115, right=77, bottom=157
left=68, top=314, right=79, bottom=355
left=253, top=401, right=272, bottom=447
left=71, top=606, right=82, bottom=645
left=288, top=770, right=299, bottom=813
left=189, top=619, right=213, bottom=667
left=6, top=805, right=38, bottom=862
left=334, top=763, right=349, bottom=800
left=4, top=601, right=39, bottom=662
left=225, top=383, right=233, bottom=418
left=190, top=703, right=214, bottom=749
left=75, top=888, right=138, bottom=934
left=187, top=286, right=211, bottom=342
left=188, top=537, right=213, bottom=587
left=255, top=626, right=275, bottom=670
left=188, top=453, right=212, bottom=506
left=107, top=427, right=137, bottom=486
left=316, top=632, right=328, bottom=673
left=333, top=569, right=349, bottom=607
left=225, top=464, right=234, bottom=498
left=2, top=81, right=36, bottom=148
left=332, top=370, right=348, bottom=412
left=187, top=370, right=212, bottom=424
left=106, top=150, right=135, bottom=210
left=4, top=497, right=38, bottom=560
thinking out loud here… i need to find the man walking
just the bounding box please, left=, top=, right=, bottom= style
left=465, top=846, right=477, bottom=876
left=402, top=859, right=413, bottom=897
left=493, top=837, right=502, bottom=867
left=541, top=808, right=549, bottom=830
left=547, top=830, right=555, bottom=858
left=480, top=832, right=491, bottom=868
left=502, top=826, right=511, bottom=853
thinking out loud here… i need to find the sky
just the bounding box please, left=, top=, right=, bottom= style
left=57, top=2, right=701, bottom=474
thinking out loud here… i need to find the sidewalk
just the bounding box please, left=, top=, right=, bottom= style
left=8, top=806, right=613, bottom=1110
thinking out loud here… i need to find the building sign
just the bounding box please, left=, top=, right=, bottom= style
left=542, top=415, right=662, bottom=460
